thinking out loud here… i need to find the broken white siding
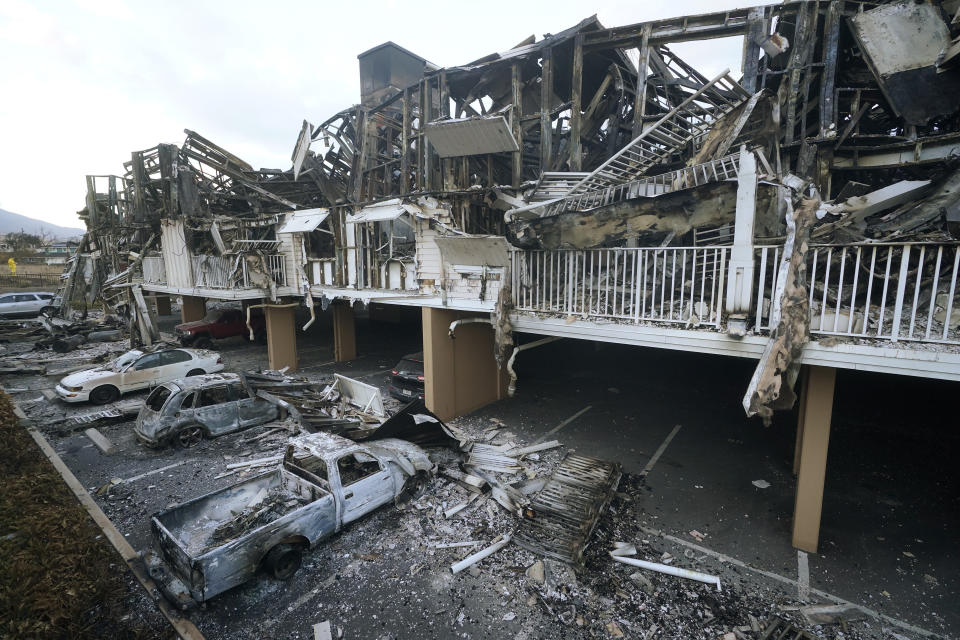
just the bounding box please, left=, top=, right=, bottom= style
left=160, top=218, right=193, bottom=288
left=276, top=218, right=301, bottom=292
left=415, top=221, right=442, bottom=294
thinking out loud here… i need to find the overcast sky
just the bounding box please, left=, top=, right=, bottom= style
left=0, top=0, right=753, bottom=229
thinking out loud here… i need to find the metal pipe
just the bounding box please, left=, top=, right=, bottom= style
left=448, top=317, right=493, bottom=339
left=450, top=534, right=511, bottom=574
left=610, top=552, right=721, bottom=591
left=507, top=336, right=561, bottom=397
left=245, top=302, right=300, bottom=340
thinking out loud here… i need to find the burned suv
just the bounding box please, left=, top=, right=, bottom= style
left=388, top=352, right=424, bottom=401
left=136, top=373, right=279, bottom=448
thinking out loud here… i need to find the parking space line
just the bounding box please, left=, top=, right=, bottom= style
left=797, top=550, right=810, bottom=600
left=639, top=525, right=945, bottom=639
left=639, top=424, right=681, bottom=477
left=260, top=570, right=341, bottom=631
left=121, top=460, right=191, bottom=484
left=530, top=405, right=592, bottom=446
left=297, top=360, right=336, bottom=371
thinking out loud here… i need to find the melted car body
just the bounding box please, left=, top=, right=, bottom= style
left=135, top=373, right=279, bottom=448
left=146, top=432, right=433, bottom=606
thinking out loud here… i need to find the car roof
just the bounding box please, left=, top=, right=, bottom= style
left=1, top=291, right=54, bottom=296
left=169, top=372, right=239, bottom=391
left=400, top=352, right=424, bottom=361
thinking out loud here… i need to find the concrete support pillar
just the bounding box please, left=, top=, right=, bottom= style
left=792, top=365, right=837, bottom=553
left=265, top=304, right=298, bottom=372
left=155, top=295, right=172, bottom=316
left=332, top=301, right=357, bottom=362
left=180, top=296, right=206, bottom=323
left=422, top=308, right=508, bottom=422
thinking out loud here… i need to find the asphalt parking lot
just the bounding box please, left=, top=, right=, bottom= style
left=3, top=306, right=956, bottom=639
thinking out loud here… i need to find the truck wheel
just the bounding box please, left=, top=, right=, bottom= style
left=193, top=336, right=213, bottom=349
left=175, top=425, right=204, bottom=448
left=186, top=368, right=205, bottom=376
left=264, top=544, right=301, bottom=580
left=89, top=385, right=120, bottom=405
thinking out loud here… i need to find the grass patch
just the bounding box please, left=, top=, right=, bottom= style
left=0, top=392, right=172, bottom=639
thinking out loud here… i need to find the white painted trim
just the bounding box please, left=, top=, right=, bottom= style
left=510, top=315, right=960, bottom=381
left=140, top=284, right=298, bottom=301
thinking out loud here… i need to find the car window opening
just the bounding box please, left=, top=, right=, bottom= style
left=146, top=386, right=173, bottom=412
left=198, top=386, right=230, bottom=407
left=338, top=453, right=381, bottom=486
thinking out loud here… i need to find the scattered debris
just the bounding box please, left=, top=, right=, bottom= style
left=514, top=452, right=621, bottom=564
left=752, top=479, right=771, bottom=489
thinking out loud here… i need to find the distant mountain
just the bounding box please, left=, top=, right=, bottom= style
left=0, top=208, right=85, bottom=240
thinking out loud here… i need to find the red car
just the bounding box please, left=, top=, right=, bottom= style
left=175, top=308, right=266, bottom=348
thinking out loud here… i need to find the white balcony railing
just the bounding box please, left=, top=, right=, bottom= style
left=512, top=242, right=960, bottom=347
left=756, top=242, right=960, bottom=344
left=142, top=256, right=166, bottom=285
left=191, top=254, right=287, bottom=290
left=512, top=247, right=729, bottom=328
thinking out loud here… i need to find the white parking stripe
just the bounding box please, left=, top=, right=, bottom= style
left=121, top=460, right=190, bottom=484
left=797, top=550, right=810, bottom=600
left=640, top=424, right=682, bottom=477
left=529, top=405, right=592, bottom=446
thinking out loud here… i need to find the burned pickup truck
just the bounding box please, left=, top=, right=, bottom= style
left=144, top=432, right=434, bottom=607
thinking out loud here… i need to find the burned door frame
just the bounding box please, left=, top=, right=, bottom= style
left=192, top=383, right=240, bottom=436
left=332, top=450, right=395, bottom=524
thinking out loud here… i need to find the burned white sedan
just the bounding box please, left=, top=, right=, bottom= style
left=136, top=373, right=279, bottom=448
left=56, top=347, right=224, bottom=404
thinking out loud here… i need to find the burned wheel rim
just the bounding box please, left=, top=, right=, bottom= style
left=176, top=426, right=203, bottom=448
left=265, top=544, right=302, bottom=580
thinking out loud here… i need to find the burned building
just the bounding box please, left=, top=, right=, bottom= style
left=66, top=0, right=960, bottom=554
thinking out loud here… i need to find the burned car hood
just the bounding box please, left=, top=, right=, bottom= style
left=61, top=367, right=115, bottom=387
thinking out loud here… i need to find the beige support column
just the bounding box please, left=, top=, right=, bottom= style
left=180, top=296, right=206, bottom=323
left=332, top=301, right=357, bottom=362
left=422, top=308, right=508, bottom=422
left=792, top=365, right=837, bottom=553
left=265, top=304, right=298, bottom=372
left=155, top=295, right=172, bottom=316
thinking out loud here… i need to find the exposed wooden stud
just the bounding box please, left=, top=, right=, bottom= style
left=631, top=24, right=652, bottom=139
left=740, top=6, right=766, bottom=93
left=569, top=33, right=584, bottom=171
left=512, top=62, right=523, bottom=187
left=401, top=87, right=411, bottom=194
left=540, top=47, right=553, bottom=171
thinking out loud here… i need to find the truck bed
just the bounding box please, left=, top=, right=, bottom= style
left=155, top=469, right=327, bottom=557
